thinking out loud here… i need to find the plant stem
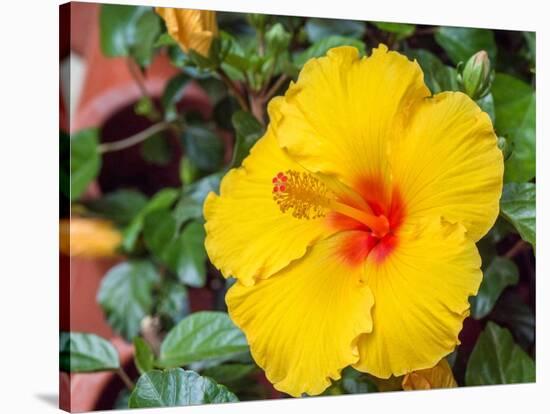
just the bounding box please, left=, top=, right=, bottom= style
left=127, top=58, right=149, bottom=98
left=117, top=368, right=135, bottom=391
left=415, top=27, right=437, bottom=36
left=216, top=68, right=249, bottom=111
left=98, top=121, right=172, bottom=153
left=257, top=30, right=266, bottom=57
left=504, top=239, right=529, bottom=259
left=126, top=57, right=161, bottom=121
left=264, top=74, right=289, bottom=101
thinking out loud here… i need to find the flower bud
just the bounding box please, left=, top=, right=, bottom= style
left=156, top=8, right=218, bottom=58
left=458, top=50, right=494, bottom=100
left=402, top=359, right=457, bottom=390
left=60, top=218, right=122, bottom=258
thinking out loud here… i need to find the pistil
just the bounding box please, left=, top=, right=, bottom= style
left=272, top=170, right=389, bottom=237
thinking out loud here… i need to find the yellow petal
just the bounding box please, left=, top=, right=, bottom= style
left=402, top=358, right=457, bottom=390
left=204, top=128, right=334, bottom=286
left=156, top=8, right=217, bottom=57
left=270, top=44, right=430, bottom=197
left=60, top=218, right=122, bottom=258
left=390, top=91, right=503, bottom=241
left=226, top=232, right=374, bottom=396
left=354, top=217, right=482, bottom=378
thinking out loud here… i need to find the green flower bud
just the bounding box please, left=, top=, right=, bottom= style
left=458, top=50, right=494, bottom=101
left=265, top=23, right=292, bottom=55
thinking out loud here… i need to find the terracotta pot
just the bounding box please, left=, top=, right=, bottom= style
left=72, top=4, right=210, bottom=134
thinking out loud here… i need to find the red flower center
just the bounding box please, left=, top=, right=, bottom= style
left=331, top=177, right=405, bottom=266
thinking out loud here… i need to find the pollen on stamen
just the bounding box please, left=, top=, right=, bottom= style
left=271, top=170, right=331, bottom=220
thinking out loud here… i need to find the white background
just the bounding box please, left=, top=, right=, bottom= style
left=0, top=0, right=547, bottom=412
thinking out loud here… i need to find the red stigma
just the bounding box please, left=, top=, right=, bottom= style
left=272, top=172, right=289, bottom=193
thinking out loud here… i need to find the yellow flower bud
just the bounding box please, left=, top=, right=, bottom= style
left=156, top=7, right=218, bottom=58
left=60, top=218, right=122, bottom=258
left=402, top=359, right=457, bottom=390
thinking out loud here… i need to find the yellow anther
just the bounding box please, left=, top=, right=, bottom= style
left=271, top=170, right=390, bottom=237
left=272, top=170, right=331, bottom=219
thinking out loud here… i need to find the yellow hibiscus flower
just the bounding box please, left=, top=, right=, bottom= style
left=204, top=45, right=503, bottom=396
left=156, top=7, right=218, bottom=57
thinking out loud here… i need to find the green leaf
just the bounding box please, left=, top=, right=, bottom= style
left=213, top=96, right=239, bottom=131
left=470, top=257, right=519, bottom=319
left=305, top=18, right=365, bottom=42
left=155, top=32, right=177, bottom=47
left=202, top=364, right=256, bottom=385
left=114, top=389, right=131, bottom=409
left=406, top=49, right=459, bottom=93
left=157, top=281, right=189, bottom=325
left=295, top=36, right=366, bottom=66
left=465, top=322, right=535, bottom=385
left=84, top=189, right=148, bottom=225
left=340, top=367, right=378, bottom=394
left=131, top=11, right=162, bottom=67
left=60, top=332, right=119, bottom=373
left=265, top=23, right=292, bottom=55
left=196, top=77, right=228, bottom=106
left=492, top=292, right=535, bottom=351
left=133, top=337, right=155, bottom=375
left=143, top=209, right=177, bottom=258
left=173, top=173, right=221, bottom=225
left=122, top=188, right=179, bottom=252
left=97, top=261, right=159, bottom=341
left=435, top=27, right=497, bottom=65
left=477, top=93, right=495, bottom=124
left=500, top=183, right=536, bottom=247
left=141, top=133, right=172, bottom=165
left=179, top=157, right=200, bottom=185
left=161, top=73, right=191, bottom=121
left=128, top=368, right=238, bottom=408
left=163, top=221, right=207, bottom=287
left=372, top=22, right=415, bottom=39
left=71, top=128, right=101, bottom=200
left=159, top=311, right=248, bottom=368
left=230, top=111, right=264, bottom=167
left=99, top=4, right=161, bottom=66
left=523, top=32, right=535, bottom=67
left=492, top=74, right=536, bottom=183
left=181, top=126, right=224, bottom=172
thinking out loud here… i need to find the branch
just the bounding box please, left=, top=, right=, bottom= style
left=264, top=74, right=289, bottom=101
left=504, top=239, right=529, bottom=259
left=126, top=58, right=161, bottom=121
left=127, top=57, right=149, bottom=99
left=117, top=367, right=135, bottom=391
left=98, top=121, right=172, bottom=153
left=216, top=68, right=249, bottom=111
